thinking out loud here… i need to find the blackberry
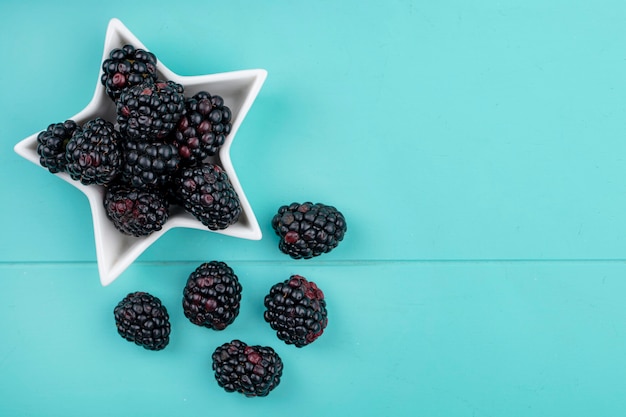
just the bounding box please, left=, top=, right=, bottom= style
left=212, top=340, right=283, bottom=397
left=121, top=140, right=180, bottom=189
left=65, top=118, right=122, bottom=185
left=36, top=119, right=80, bottom=173
left=103, top=184, right=169, bottom=237
left=116, top=80, right=185, bottom=141
left=101, top=44, right=158, bottom=102
left=264, top=275, right=328, bottom=347
left=171, top=91, right=232, bottom=164
left=182, top=261, right=242, bottom=330
left=173, top=162, right=241, bottom=230
left=271, top=202, right=347, bottom=259
left=113, top=291, right=171, bottom=351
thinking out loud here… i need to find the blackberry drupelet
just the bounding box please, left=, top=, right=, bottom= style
left=264, top=275, right=328, bottom=347
left=271, top=202, right=347, bottom=259
left=121, top=140, right=180, bottom=189
left=171, top=91, right=232, bottom=165
left=182, top=261, right=242, bottom=330
left=101, top=44, right=158, bottom=102
left=116, top=80, right=185, bottom=141
left=36, top=119, right=80, bottom=173
left=212, top=340, right=283, bottom=397
left=173, top=162, right=241, bottom=230
left=65, top=118, right=122, bottom=185
left=113, top=291, right=171, bottom=351
left=103, top=184, right=169, bottom=237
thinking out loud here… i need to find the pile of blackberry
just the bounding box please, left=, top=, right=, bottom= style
left=34, top=39, right=353, bottom=398
left=35, top=44, right=240, bottom=237
left=112, top=260, right=333, bottom=397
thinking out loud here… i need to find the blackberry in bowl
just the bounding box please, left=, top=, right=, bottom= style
left=120, top=140, right=181, bottom=190
left=170, top=91, right=232, bottom=165
left=172, top=162, right=242, bottom=230
left=103, top=184, right=170, bottom=237
left=101, top=44, right=158, bottom=102
left=36, top=119, right=80, bottom=174
left=116, top=80, right=185, bottom=141
left=65, top=117, right=123, bottom=186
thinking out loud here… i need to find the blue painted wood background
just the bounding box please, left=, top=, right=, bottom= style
left=1, top=1, right=625, bottom=416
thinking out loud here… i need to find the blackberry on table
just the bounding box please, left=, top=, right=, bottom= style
left=212, top=340, right=283, bottom=397
left=171, top=91, right=232, bottom=165
left=116, top=80, right=185, bottom=141
left=36, top=119, right=80, bottom=174
left=65, top=118, right=123, bottom=185
left=264, top=275, right=328, bottom=347
left=182, top=261, right=242, bottom=330
left=173, top=162, right=241, bottom=230
left=271, top=202, right=347, bottom=259
left=103, top=184, right=169, bottom=237
left=113, top=291, right=171, bottom=351
left=101, top=44, right=158, bottom=102
left=121, top=140, right=180, bottom=189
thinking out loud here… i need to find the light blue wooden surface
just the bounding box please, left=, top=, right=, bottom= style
left=2, top=1, right=626, bottom=416
left=1, top=262, right=626, bottom=416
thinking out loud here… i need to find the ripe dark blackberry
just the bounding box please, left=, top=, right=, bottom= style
left=103, top=184, right=169, bottom=237
left=271, top=202, right=347, bottom=259
left=116, top=80, right=185, bottom=141
left=36, top=120, right=80, bottom=173
left=101, top=44, right=158, bottom=102
left=65, top=118, right=122, bottom=185
left=182, top=261, right=242, bottom=330
left=171, top=91, right=232, bottom=164
left=121, top=140, right=180, bottom=189
left=212, top=340, right=283, bottom=397
left=264, top=275, right=328, bottom=347
left=113, top=291, right=171, bottom=351
left=173, top=162, right=242, bottom=230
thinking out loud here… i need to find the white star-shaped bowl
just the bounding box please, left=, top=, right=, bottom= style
left=13, top=18, right=266, bottom=286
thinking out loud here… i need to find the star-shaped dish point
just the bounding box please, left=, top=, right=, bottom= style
left=13, top=18, right=266, bottom=286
